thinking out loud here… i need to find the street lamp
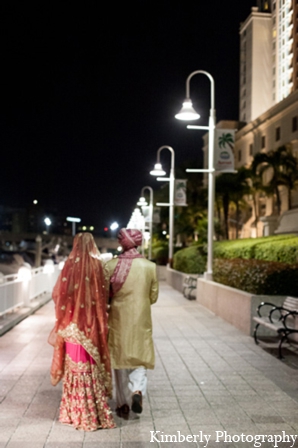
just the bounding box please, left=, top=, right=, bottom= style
left=66, top=216, right=81, bottom=236
left=44, top=217, right=52, bottom=234
left=137, top=186, right=153, bottom=260
left=110, top=221, right=119, bottom=231
left=150, top=146, right=175, bottom=265
left=175, top=70, right=215, bottom=280
left=126, top=209, right=146, bottom=256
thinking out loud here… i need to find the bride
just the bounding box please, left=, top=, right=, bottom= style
left=49, top=232, right=115, bottom=431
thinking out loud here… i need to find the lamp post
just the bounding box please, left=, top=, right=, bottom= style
left=110, top=221, right=119, bottom=239
left=126, top=208, right=145, bottom=255
left=175, top=70, right=215, bottom=280
left=66, top=216, right=81, bottom=236
left=137, top=186, right=153, bottom=260
left=150, top=146, right=175, bottom=265
left=44, top=217, right=52, bottom=234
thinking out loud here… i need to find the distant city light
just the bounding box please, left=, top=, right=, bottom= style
left=44, top=217, right=52, bottom=226
left=82, top=226, right=87, bottom=231
left=110, top=222, right=119, bottom=231
left=90, top=226, right=94, bottom=231
left=104, top=227, right=108, bottom=232
left=33, top=199, right=38, bottom=205
left=66, top=217, right=81, bottom=223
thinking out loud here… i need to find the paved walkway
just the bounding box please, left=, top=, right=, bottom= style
left=1, top=281, right=298, bottom=448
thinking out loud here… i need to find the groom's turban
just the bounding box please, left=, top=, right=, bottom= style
left=118, top=228, right=142, bottom=250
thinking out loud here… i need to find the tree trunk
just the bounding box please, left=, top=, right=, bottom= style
left=223, top=194, right=229, bottom=240
left=236, top=201, right=240, bottom=239
left=252, top=194, right=259, bottom=237
left=275, top=185, right=281, bottom=215
left=216, top=199, right=221, bottom=221
left=288, top=186, right=292, bottom=210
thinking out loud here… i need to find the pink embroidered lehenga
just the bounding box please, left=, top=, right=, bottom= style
left=50, top=233, right=115, bottom=431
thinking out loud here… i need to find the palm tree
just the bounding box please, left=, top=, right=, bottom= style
left=216, top=170, right=250, bottom=239
left=230, top=167, right=251, bottom=238
left=245, top=168, right=269, bottom=236
left=218, top=132, right=234, bottom=150
left=252, top=146, right=298, bottom=215
left=278, top=146, right=298, bottom=210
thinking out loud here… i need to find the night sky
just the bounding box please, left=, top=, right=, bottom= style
left=1, top=1, right=255, bottom=231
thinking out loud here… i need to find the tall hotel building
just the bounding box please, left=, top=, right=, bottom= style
left=202, top=1, right=298, bottom=237
left=239, top=0, right=297, bottom=122
left=234, top=0, right=298, bottom=236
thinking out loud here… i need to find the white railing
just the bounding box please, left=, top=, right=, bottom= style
left=0, top=265, right=60, bottom=317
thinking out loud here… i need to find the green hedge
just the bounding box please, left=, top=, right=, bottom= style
left=173, top=245, right=206, bottom=274
left=151, top=241, right=168, bottom=265
left=213, top=258, right=298, bottom=296
left=213, top=234, right=298, bottom=264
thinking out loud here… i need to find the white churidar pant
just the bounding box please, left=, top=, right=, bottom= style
left=114, top=367, right=147, bottom=407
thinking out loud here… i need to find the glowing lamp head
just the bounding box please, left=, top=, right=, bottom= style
left=44, top=217, right=52, bottom=226
left=110, top=222, right=119, bottom=231
left=150, top=163, right=166, bottom=176
left=175, top=98, right=200, bottom=121
left=137, top=197, right=148, bottom=206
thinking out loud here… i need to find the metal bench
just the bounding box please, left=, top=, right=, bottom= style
left=253, top=297, right=298, bottom=358
left=182, top=276, right=197, bottom=300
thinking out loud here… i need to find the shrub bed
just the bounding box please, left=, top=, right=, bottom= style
left=213, top=258, right=298, bottom=296
left=173, top=244, right=206, bottom=274
left=213, top=234, right=298, bottom=264
left=151, top=241, right=168, bottom=265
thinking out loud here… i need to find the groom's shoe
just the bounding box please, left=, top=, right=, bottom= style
left=131, top=391, right=142, bottom=414
left=116, top=404, right=130, bottom=420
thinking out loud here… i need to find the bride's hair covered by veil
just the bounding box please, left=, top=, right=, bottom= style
left=50, top=233, right=112, bottom=393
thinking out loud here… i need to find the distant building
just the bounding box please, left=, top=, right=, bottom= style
left=239, top=6, right=272, bottom=122
left=235, top=89, right=298, bottom=237
left=239, top=1, right=297, bottom=123
left=237, top=1, right=298, bottom=236
left=0, top=204, right=73, bottom=236
left=203, top=1, right=298, bottom=238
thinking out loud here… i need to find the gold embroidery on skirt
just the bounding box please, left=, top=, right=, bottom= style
left=59, top=354, right=115, bottom=431
left=58, top=323, right=112, bottom=397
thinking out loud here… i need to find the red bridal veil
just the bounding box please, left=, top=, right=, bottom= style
left=50, top=233, right=112, bottom=396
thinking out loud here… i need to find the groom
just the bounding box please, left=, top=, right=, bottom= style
left=106, top=228, right=159, bottom=417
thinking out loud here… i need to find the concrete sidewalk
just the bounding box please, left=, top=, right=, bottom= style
left=0, top=281, right=298, bottom=448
